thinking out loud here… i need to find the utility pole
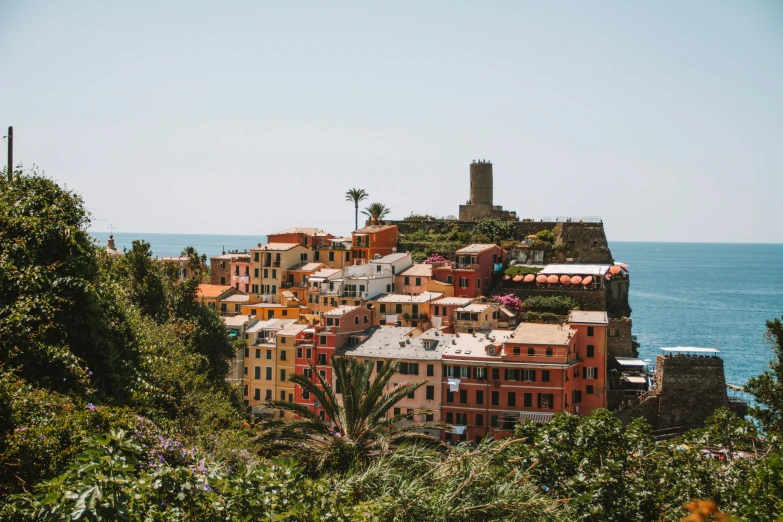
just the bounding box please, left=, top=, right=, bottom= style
left=6, top=126, right=12, bottom=182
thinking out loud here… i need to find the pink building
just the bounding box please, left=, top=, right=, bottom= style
left=432, top=244, right=507, bottom=298
left=394, top=264, right=433, bottom=295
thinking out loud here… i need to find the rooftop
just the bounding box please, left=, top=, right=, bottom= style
left=251, top=243, right=301, bottom=252
left=370, top=253, right=410, bottom=264
left=211, top=253, right=250, bottom=261
left=335, top=326, right=449, bottom=361
left=354, top=223, right=397, bottom=234
left=508, top=322, right=575, bottom=346
left=568, top=311, right=608, bottom=325
left=197, top=284, right=234, bottom=299
left=269, top=227, right=325, bottom=236
left=398, top=264, right=433, bottom=277
left=221, top=294, right=251, bottom=303
left=222, top=314, right=253, bottom=327
left=243, top=303, right=288, bottom=309
left=160, top=256, right=190, bottom=262
left=456, top=244, right=498, bottom=254
left=246, top=318, right=298, bottom=334
left=309, top=268, right=343, bottom=280
left=370, top=291, right=443, bottom=304
left=324, top=305, right=360, bottom=317
left=540, top=264, right=611, bottom=276
left=288, top=262, right=326, bottom=272
left=456, top=303, right=491, bottom=313
left=278, top=323, right=309, bottom=336
left=431, top=297, right=473, bottom=307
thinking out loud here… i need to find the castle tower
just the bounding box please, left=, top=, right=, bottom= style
left=469, top=161, right=493, bottom=206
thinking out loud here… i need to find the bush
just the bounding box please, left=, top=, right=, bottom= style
left=522, top=296, right=580, bottom=315
left=504, top=266, right=542, bottom=277
left=535, top=229, right=555, bottom=243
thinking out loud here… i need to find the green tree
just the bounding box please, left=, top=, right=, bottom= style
left=746, top=316, right=783, bottom=440
left=115, top=240, right=166, bottom=321
left=257, top=357, right=444, bottom=472
left=535, top=229, right=555, bottom=243
left=345, top=188, right=369, bottom=230
left=473, top=218, right=514, bottom=244
left=361, top=202, right=391, bottom=225
left=181, top=246, right=208, bottom=281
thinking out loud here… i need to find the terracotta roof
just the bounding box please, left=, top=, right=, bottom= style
left=324, top=305, right=360, bottom=317
left=197, top=284, right=234, bottom=299
left=456, top=244, right=498, bottom=254
left=354, top=224, right=397, bottom=234
left=251, top=243, right=300, bottom=252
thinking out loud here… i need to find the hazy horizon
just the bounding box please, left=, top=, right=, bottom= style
left=3, top=1, right=782, bottom=242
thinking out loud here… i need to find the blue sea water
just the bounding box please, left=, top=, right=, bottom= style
left=91, top=233, right=782, bottom=387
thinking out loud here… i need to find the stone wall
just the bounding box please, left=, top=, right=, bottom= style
left=608, top=317, right=636, bottom=358
left=655, top=354, right=728, bottom=431
left=496, top=285, right=607, bottom=311
left=210, top=259, right=231, bottom=286
left=614, top=394, right=660, bottom=429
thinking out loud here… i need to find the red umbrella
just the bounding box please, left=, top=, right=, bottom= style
left=560, top=275, right=571, bottom=285
left=582, top=275, right=593, bottom=285
left=570, top=275, right=583, bottom=284
left=547, top=274, right=559, bottom=284
left=536, top=274, right=548, bottom=283
left=523, top=274, right=536, bottom=283
left=512, top=275, right=524, bottom=282
left=609, top=265, right=622, bottom=275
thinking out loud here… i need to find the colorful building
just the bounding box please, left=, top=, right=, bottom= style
left=368, top=291, right=443, bottom=329
left=267, top=227, right=333, bottom=250
left=453, top=301, right=516, bottom=333
left=567, top=311, right=609, bottom=416
left=210, top=252, right=251, bottom=291
left=243, top=318, right=298, bottom=416
left=395, top=264, right=433, bottom=295
left=351, top=224, right=398, bottom=265
left=430, top=297, right=473, bottom=331
left=250, top=243, right=312, bottom=300
left=432, top=244, right=507, bottom=298
left=197, top=284, right=239, bottom=311
left=313, top=236, right=353, bottom=269
left=240, top=302, right=302, bottom=321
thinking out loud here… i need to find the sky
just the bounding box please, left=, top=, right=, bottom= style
left=2, top=1, right=782, bottom=242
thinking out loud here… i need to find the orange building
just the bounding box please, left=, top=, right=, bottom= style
left=351, top=224, right=398, bottom=265
left=197, top=284, right=239, bottom=311
left=267, top=227, right=333, bottom=250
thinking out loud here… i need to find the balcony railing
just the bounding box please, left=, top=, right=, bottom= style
left=342, top=291, right=370, bottom=299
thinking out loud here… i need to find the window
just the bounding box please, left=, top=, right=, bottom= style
left=306, top=348, right=312, bottom=359
left=476, top=390, right=484, bottom=405
left=255, top=348, right=261, bottom=359
left=445, top=412, right=454, bottom=423
left=303, top=368, right=312, bottom=378
left=280, top=336, right=287, bottom=344
left=380, top=304, right=386, bottom=314
left=491, top=391, right=499, bottom=406
left=374, top=360, right=383, bottom=373
left=527, top=347, right=535, bottom=356
left=282, top=310, right=288, bottom=317
left=280, top=369, right=286, bottom=382
left=427, top=364, right=434, bottom=377
left=319, top=336, right=327, bottom=345
left=506, top=369, right=520, bottom=381
left=265, top=389, right=272, bottom=401
left=446, top=391, right=454, bottom=403
left=425, top=413, right=434, bottom=421
left=542, top=370, right=550, bottom=382
left=296, top=347, right=302, bottom=358
left=319, top=369, right=326, bottom=379
left=271, top=269, right=276, bottom=279
left=524, top=392, right=532, bottom=408
left=587, top=345, right=595, bottom=358
left=399, top=362, right=419, bottom=375
left=254, top=367, right=261, bottom=379
left=407, top=389, right=415, bottom=399
left=244, top=347, right=250, bottom=358
left=522, top=369, right=536, bottom=382
left=243, top=385, right=248, bottom=396
left=491, top=415, right=499, bottom=427
left=446, top=275, right=453, bottom=285
left=476, top=414, right=484, bottom=427
left=513, top=347, right=520, bottom=355
left=475, top=367, right=486, bottom=379
left=254, top=253, right=259, bottom=262
left=244, top=366, right=248, bottom=375
left=460, top=389, right=468, bottom=404
left=476, top=278, right=481, bottom=289
left=404, top=276, right=410, bottom=285
left=364, top=315, right=368, bottom=323
left=280, top=390, right=286, bottom=401
left=459, top=277, right=469, bottom=288
left=545, top=347, right=553, bottom=357
left=586, top=384, right=594, bottom=395
left=456, top=413, right=468, bottom=425
left=460, top=366, right=469, bottom=379
left=254, top=389, right=260, bottom=401
left=263, top=269, right=268, bottom=278
left=508, top=392, right=516, bottom=407
left=587, top=326, right=594, bottom=337
left=426, top=385, right=435, bottom=400
left=354, top=316, right=359, bottom=325
left=254, top=268, right=259, bottom=277
left=318, top=353, right=327, bottom=365
left=585, top=367, right=598, bottom=380
left=300, top=253, right=307, bottom=261
left=415, top=277, right=421, bottom=286
left=302, top=389, right=310, bottom=399
left=265, top=367, right=272, bottom=380
left=538, top=393, right=554, bottom=409
left=491, top=368, right=499, bottom=380
left=572, top=390, right=582, bottom=404
left=266, top=350, right=272, bottom=360
left=280, top=350, right=286, bottom=361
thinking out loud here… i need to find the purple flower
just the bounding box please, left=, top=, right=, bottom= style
left=159, top=456, right=165, bottom=463
left=203, top=483, right=211, bottom=492
left=87, top=403, right=97, bottom=411
left=198, top=459, right=206, bottom=473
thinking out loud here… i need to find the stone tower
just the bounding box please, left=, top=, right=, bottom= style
left=469, top=161, right=493, bottom=206
left=459, top=160, right=517, bottom=222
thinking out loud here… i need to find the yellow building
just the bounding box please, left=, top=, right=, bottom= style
left=240, top=302, right=303, bottom=321
left=312, top=237, right=353, bottom=269
left=368, top=291, right=443, bottom=328
left=275, top=322, right=309, bottom=419
left=283, top=262, right=326, bottom=303
left=250, top=243, right=312, bottom=300
left=424, top=280, right=455, bottom=297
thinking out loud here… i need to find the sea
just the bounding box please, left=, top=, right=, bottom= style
left=91, top=233, right=782, bottom=387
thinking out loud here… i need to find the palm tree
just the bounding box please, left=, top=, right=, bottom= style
left=361, top=202, right=391, bottom=225
left=345, top=188, right=369, bottom=230
left=257, top=356, right=446, bottom=471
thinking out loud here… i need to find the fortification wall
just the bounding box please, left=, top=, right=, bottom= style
left=614, top=395, right=660, bottom=429
left=608, top=317, right=636, bottom=358
left=655, top=354, right=728, bottom=431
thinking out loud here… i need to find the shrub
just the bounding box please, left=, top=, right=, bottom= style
left=522, top=296, right=580, bottom=316
left=535, top=229, right=555, bottom=243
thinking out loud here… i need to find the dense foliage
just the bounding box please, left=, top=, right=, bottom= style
left=504, top=265, right=542, bottom=277
left=2, top=171, right=783, bottom=520
left=521, top=295, right=581, bottom=316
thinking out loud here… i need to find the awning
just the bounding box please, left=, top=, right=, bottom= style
left=536, top=274, right=548, bottom=283
left=615, top=357, right=646, bottom=366
left=517, top=412, right=555, bottom=424
left=560, top=275, right=571, bottom=285
left=228, top=331, right=238, bottom=339
left=582, top=276, right=593, bottom=285
left=570, top=275, right=582, bottom=284
left=512, top=275, right=524, bottom=282
left=547, top=275, right=559, bottom=284
left=621, top=375, right=647, bottom=384
left=523, top=274, right=535, bottom=283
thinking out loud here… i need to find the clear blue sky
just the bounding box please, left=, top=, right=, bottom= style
left=2, top=1, right=782, bottom=242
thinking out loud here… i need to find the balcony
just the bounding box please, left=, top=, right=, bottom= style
left=342, top=291, right=369, bottom=299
